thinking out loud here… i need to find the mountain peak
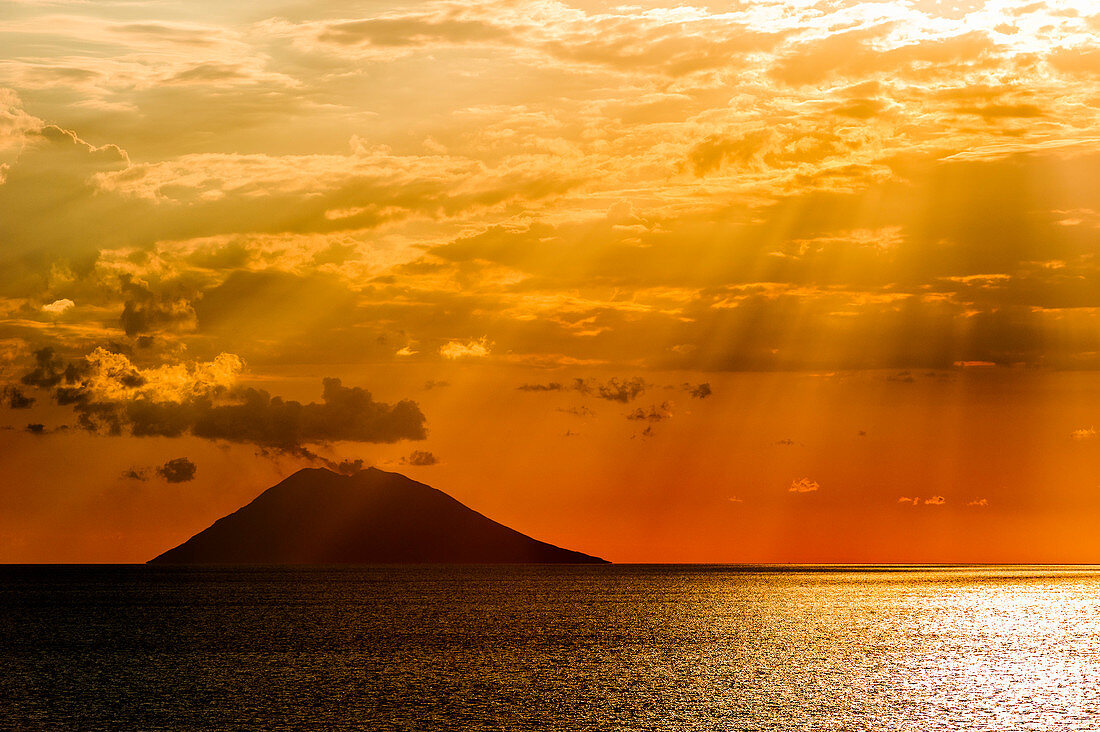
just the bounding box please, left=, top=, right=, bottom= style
left=149, top=468, right=608, bottom=564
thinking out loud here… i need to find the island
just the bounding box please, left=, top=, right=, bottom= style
left=149, top=467, right=608, bottom=564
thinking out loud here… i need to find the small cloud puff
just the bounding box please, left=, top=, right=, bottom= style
left=518, top=382, right=564, bottom=391
left=1071, top=427, right=1096, bottom=440
left=626, top=402, right=672, bottom=422
left=440, top=337, right=491, bottom=359
left=125, top=457, right=197, bottom=483
left=575, top=377, right=646, bottom=402
left=402, top=449, right=438, bottom=466
left=967, top=498, right=990, bottom=507
left=684, top=382, right=712, bottom=398
left=898, top=496, right=947, bottom=506
left=42, top=299, right=75, bottom=315
left=789, top=477, right=819, bottom=493
left=157, top=457, right=197, bottom=483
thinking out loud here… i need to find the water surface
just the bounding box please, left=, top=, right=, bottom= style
left=2, top=565, right=1098, bottom=730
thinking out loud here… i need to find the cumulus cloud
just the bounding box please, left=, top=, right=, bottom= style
left=685, top=382, right=712, bottom=399
left=333, top=458, right=366, bottom=475
left=575, top=377, right=646, bottom=402
left=20, top=348, right=73, bottom=389
left=42, top=299, right=75, bottom=315
left=402, top=450, right=439, bottom=466
left=789, top=478, right=819, bottom=493
left=118, top=276, right=196, bottom=337
left=626, top=402, right=672, bottom=422
left=157, top=457, right=197, bottom=483
left=4, top=386, right=34, bottom=409
left=968, top=498, right=990, bottom=507
left=16, top=348, right=427, bottom=450
left=1071, top=427, right=1096, bottom=440
left=440, top=337, right=491, bottom=359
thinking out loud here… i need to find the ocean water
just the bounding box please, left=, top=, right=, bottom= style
left=2, top=566, right=1099, bottom=730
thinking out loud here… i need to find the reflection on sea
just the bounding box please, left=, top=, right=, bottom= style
left=2, top=565, right=1098, bottom=729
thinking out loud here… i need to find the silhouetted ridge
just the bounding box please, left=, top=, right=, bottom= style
left=149, top=467, right=608, bottom=564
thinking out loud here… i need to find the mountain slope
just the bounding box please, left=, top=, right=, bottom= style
left=149, top=467, right=608, bottom=564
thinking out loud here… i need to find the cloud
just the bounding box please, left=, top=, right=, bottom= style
left=558, top=405, right=594, bottom=418
left=42, top=299, right=75, bottom=315
left=626, top=402, right=672, bottom=422
left=575, top=377, right=646, bottom=402
left=440, top=337, right=491, bottom=359
left=118, top=276, right=196, bottom=337
left=16, top=348, right=427, bottom=450
left=900, top=495, right=947, bottom=506
left=20, top=348, right=73, bottom=389
left=968, top=498, right=990, bottom=508
left=333, top=458, right=366, bottom=475
left=402, top=450, right=439, bottom=466
left=1071, top=427, right=1096, bottom=440
left=685, top=382, right=712, bottom=399
left=156, top=457, right=197, bottom=483
left=4, top=386, right=34, bottom=409
left=789, top=478, right=819, bottom=493
left=518, top=382, right=564, bottom=391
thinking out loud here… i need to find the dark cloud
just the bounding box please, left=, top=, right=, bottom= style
left=574, top=377, right=646, bottom=402
left=122, top=467, right=149, bottom=481
left=685, top=382, right=712, bottom=399
left=423, top=380, right=450, bottom=390
left=5, top=387, right=34, bottom=409
left=333, top=458, right=366, bottom=475
left=558, top=405, right=595, bottom=418
left=20, top=348, right=69, bottom=389
left=119, top=275, right=196, bottom=337
left=518, top=382, right=564, bottom=391
left=25, top=423, right=46, bottom=435
left=186, top=378, right=425, bottom=447
left=626, top=402, right=672, bottom=422
left=157, top=457, right=197, bottom=483
left=519, top=377, right=646, bottom=401
left=21, top=350, right=427, bottom=450
left=402, top=450, right=438, bottom=466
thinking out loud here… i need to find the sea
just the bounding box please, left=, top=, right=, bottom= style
left=2, top=565, right=1098, bottom=730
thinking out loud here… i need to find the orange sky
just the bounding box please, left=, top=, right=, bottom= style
left=2, top=0, right=1100, bottom=562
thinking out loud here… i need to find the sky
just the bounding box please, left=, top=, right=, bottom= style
left=2, top=0, right=1100, bottom=563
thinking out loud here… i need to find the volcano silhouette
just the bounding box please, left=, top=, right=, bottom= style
left=149, top=467, right=608, bottom=564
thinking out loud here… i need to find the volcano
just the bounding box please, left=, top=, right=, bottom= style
left=149, top=467, right=608, bottom=564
